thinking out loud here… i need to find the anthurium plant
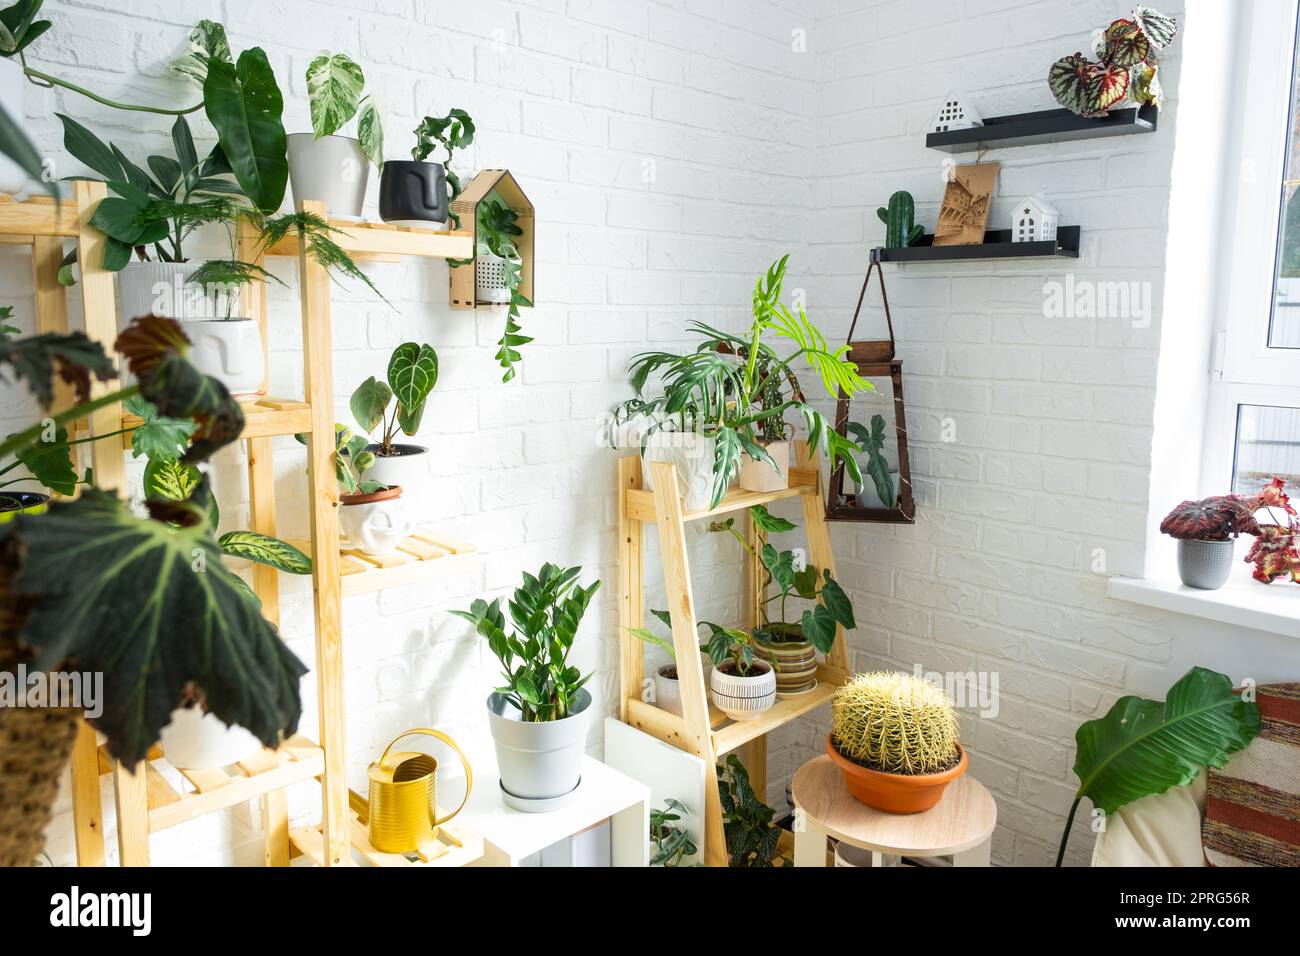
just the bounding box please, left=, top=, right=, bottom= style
left=349, top=341, right=439, bottom=456
left=1048, top=5, right=1177, bottom=117
left=306, top=50, right=383, bottom=170
left=618, top=256, right=869, bottom=508
left=451, top=563, right=600, bottom=722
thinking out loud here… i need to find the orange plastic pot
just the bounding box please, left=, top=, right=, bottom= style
left=825, top=734, right=967, bottom=814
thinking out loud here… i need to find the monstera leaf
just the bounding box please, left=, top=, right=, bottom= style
left=306, top=52, right=365, bottom=139
left=2, top=489, right=308, bottom=765
left=1055, top=667, right=1259, bottom=864
left=387, top=342, right=438, bottom=436
left=204, top=48, right=288, bottom=213
left=1048, top=52, right=1130, bottom=118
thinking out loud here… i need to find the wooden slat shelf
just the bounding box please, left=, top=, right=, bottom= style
left=623, top=466, right=819, bottom=523
left=282, top=528, right=477, bottom=596
left=0, top=193, right=78, bottom=238
left=872, top=225, right=1081, bottom=264
left=264, top=218, right=474, bottom=260
left=926, top=103, right=1158, bottom=153
left=289, top=797, right=484, bottom=868
left=122, top=395, right=312, bottom=444
left=96, top=734, right=324, bottom=833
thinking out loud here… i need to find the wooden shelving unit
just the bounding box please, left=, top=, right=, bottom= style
left=0, top=184, right=484, bottom=868
left=290, top=790, right=483, bottom=868
left=926, top=104, right=1158, bottom=152
left=617, top=441, right=849, bottom=866
left=872, top=225, right=1081, bottom=264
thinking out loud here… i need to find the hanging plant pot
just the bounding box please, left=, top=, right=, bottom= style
left=752, top=624, right=818, bottom=696
left=739, top=439, right=791, bottom=494
left=184, top=318, right=265, bottom=397
left=159, top=705, right=261, bottom=770
left=1176, top=539, right=1234, bottom=590
left=709, top=660, right=776, bottom=721
left=826, top=735, right=967, bottom=814
left=0, top=491, right=49, bottom=524
left=475, top=251, right=521, bottom=304
left=487, top=688, right=590, bottom=809
left=287, top=133, right=368, bottom=219
left=378, top=160, right=448, bottom=229
left=850, top=468, right=900, bottom=510
left=339, top=485, right=413, bottom=556
left=363, top=443, right=430, bottom=491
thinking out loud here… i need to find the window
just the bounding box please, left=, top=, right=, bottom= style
left=1206, top=1, right=1300, bottom=502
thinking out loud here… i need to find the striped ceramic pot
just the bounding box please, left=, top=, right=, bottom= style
left=709, top=661, right=777, bottom=721
left=753, top=625, right=818, bottom=695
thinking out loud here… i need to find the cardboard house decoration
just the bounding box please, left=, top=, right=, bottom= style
left=448, top=169, right=535, bottom=309
left=931, top=90, right=982, bottom=133
left=1012, top=195, right=1059, bottom=243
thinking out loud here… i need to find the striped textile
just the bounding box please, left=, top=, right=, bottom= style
left=1203, top=683, right=1300, bottom=867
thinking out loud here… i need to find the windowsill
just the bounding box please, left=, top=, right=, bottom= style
left=1108, top=573, right=1300, bottom=640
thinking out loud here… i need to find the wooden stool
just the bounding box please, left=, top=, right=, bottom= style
left=791, top=755, right=996, bottom=867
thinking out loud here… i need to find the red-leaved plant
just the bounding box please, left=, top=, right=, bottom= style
left=1159, top=495, right=1260, bottom=541
left=1243, top=478, right=1300, bottom=585
left=1162, top=478, right=1300, bottom=585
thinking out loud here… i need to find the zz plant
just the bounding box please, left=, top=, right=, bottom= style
left=349, top=341, right=439, bottom=456
left=452, top=563, right=600, bottom=722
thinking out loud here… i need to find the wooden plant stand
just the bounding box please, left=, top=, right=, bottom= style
left=0, top=185, right=488, bottom=867
left=617, top=441, right=850, bottom=866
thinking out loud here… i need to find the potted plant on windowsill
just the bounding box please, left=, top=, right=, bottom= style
left=827, top=671, right=966, bottom=814
left=452, top=563, right=600, bottom=810
left=288, top=51, right=383, bottom=219
left=379, top=108, right=474, bottom=230
left=349, top=341, right=438, bottom=490
left=1159, top=492, right=1260, bottom=590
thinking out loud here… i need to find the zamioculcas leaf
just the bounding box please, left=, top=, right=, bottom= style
left=1048, top=52, right=1131, bottom=118
left=1133, top=5, right=1177, bottom=49
left=218, top=530, right=312, bottom=574
left=1101, top=19, right=1150, bottom=68
left=3, top=490, right=308, bottom=765
left=387, top=342, right=438, bottom=436
left=204, top=48, right=288, bottom=214
left=306, top=52, right=365, bottom=139
left=0, top=330, right=115, bottom=406
left=1056, top=666, right=1259, bottom=865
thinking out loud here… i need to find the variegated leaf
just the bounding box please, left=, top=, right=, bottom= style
left=1134, top=5, right=1177, bottom=49
left=306, top=52, right=365, bottom=138
left=357, top=96, right=384, bottom=170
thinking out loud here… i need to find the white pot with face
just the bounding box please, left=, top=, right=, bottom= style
left=116, top=260, right=212, bottom=329
left=642, top=431, right=717, bottom=512
left=159, top=706, right=261, bottom=770
left=184, top=318, right=265, bottom=396
left=0, top=58, right=32, bottom=194
left=287, top=133, right=368, bottom=218
left=339, top=485, right=414, bottom=555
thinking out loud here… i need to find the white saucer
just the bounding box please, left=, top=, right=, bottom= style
left=499, top=776, right=582, bottom=813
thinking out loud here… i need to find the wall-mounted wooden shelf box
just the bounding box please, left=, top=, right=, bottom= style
left=926, top=104, right=1157, bottom=152
left=872, top=225, right=1081, bottom=263
left=449, top=169, right=535, bottom=309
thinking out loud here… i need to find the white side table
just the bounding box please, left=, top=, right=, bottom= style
left=792, top=755, right=996, bottom=867
left=460, top=754, right=650, bottom=866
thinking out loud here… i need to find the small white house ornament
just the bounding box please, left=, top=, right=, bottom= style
left=931, top=90, right=983, bottom=133
left=1012, top=194, right=1059, bottom=243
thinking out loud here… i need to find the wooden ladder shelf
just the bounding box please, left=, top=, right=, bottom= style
left=617, top=441, right=850, bottom=866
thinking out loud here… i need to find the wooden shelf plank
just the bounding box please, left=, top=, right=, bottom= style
left=926, top=104, right=1158, bottom=152
left=283, top=528, right=478, bottom=595
left=711, top=668, right=845, bottom=756
left=264, top=220, right=474, bottom=259
left=122, top=395, right=312, bottom=444
left=289, top=810, right=483, bottom=868
left=624, top=466, right=820, bottom=523
left=0, top=194, right=78, bottom=238
left=873, top=226, right=1080, bottom=264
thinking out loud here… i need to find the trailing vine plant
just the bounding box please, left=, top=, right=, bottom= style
left=476, top=196, right=533, bottom=383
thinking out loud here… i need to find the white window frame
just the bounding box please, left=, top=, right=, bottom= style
left=1203, top=0, right=1300, bottom=491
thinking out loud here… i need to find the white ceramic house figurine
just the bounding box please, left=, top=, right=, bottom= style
left=1012, top=195, right=1060, bottom=243
left=931, top=90, right=983, bottom=133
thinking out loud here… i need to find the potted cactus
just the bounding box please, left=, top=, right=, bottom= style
left=827, top=671, right=966, bottom=813
left=878, top=190, right=925, bottom=248
left=1159, top=493, right=1260, bottom=590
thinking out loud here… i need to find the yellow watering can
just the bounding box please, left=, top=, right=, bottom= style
left=366, top=728, right=473, bottom=854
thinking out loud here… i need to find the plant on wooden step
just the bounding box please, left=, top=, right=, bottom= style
left=708, top=505, right=856, bottom=654
left=0, top=316, right=308, bottom=866
left=618, top=256, right=870, bottom=508
left=1048, top=6, right=1177, bottom=117
left=411, top=108, right=475, bottom=226
left=717, top=754, right=782, bottom=867
left=349, top=341, right=439, bottom=457
left=451, top=563, right=600, bottom=722
left=1055, top=666, right=1259, bottom=866
left=650, top=798, right=698, bottom=867
left=295, top=422, right=385, bottom=496
left=877, top=190, right=924, bottom=248
left=627, top=607, right=731, bottom=667
left=476, top=196, right=534, bottom=384
left=830, top=672, right=960, bottom=775
left=845, top=415, right=895, bottom=508
left=305, top=50, right=383, bottom=170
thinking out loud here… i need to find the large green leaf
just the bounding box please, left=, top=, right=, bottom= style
left=2, top=489, right=307, bottom=765
left=749, top=504, right=795, bottom=534
left=56, top=113, right=124, bottom=182
left=124, top=394, right=196, bottom=461
left=349, top=376, right=392, bottom=434
left=218, top=530, right=311, bottom=574
left=760, top=543, right=795, bottom=594
left=203, top=48, right=287, bottom=213
left=819, top=571, right=855, bottom=629
left=14, top=425, right=77, bottom=495
left=799, top=605, right=837, bottom=654
left=387, top=342, right=437, bottom=436
left=1057, top=666, right=1259, bottom=864
left=306, top=52, right=365, bottom=138
left=710, top=427, right=742, bottom=509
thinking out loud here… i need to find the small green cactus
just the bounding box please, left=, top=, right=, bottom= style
left=877, top=190, right=925, bottom=248
left=831, top=671, right=960, bottom=775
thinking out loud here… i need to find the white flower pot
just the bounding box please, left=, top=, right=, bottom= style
left=487, top=689, right=590, bottom=807
left=851, top=469, right=900, bottom=509
left=116, top=260, right=211, bottom=329
left=642, top=431, right=716, bottom=512
left=159, top=706, right=261, bottom=770
left=287, top=133, right=368, bottom=218
left=476, top=251, right=520, bottom=304
left=339, top=486, right=413, bottom=555
left=185, top=318, right=265, bottom=396
left=739, top=439, right=791, bottom=493
left=653, top=664, right=682, bottom=717
left=363, top=443, right=429, bottom=491
left=0, top=58, right=32, bottom=194
left=709, top=661, right=777, bottom=721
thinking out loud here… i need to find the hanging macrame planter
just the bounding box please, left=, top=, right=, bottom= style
left=826, top=257, right=915, bottom=524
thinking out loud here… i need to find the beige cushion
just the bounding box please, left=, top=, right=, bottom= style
left=1091, top=771, right=1207, bottom=867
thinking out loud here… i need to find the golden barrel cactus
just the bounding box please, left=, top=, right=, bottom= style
left=831, top=672, right=960, bottom=775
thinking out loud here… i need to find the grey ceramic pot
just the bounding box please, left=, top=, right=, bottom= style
left=487, top=688, right=590, bottom=808
left=378, top=160, right=448, bottom=226
left=1177, top=539, right=1234, bottom=590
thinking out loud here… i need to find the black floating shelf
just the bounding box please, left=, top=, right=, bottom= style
left=926, top=104, right=1157, bottom=153
left=872, top=225, right=1080, bottom=263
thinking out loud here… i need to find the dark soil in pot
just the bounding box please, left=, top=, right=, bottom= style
left=365, top=443, right=427, bottom=459
left=717, top=659, right=771, bottom=678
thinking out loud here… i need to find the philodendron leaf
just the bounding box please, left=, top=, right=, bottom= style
left=306, top=52, right=365, bottom=139
left=218, top=530, right=312, bottom=574
left=819, top=571, right=855, bottom=629
left=349, top=375, right=392, bottom=435
left=387, top=342, right=438, bottom=436
left=800, top=605, right=837, bottom=654
left=749, top=504, right=796, bottom=534
left=710, top=427, right=743, bottom=509
left=204, top=48, right=288, bottom=213
left=760, top=543, right=795, bottom=594
left=171, top=19, right=232, bottom=86
left=3, top=490, right=308, bottom=765
left=357, top=96, right=384, bottom=171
